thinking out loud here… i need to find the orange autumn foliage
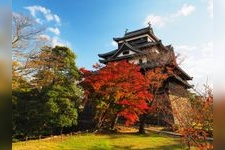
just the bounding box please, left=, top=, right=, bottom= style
left=80, top=61, right=152, bottom=127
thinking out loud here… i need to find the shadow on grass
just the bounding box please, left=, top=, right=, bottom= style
left=89, top=144, right=184, bottom=150
left=104, top=131, right=173, bottom=139
left=88, top=132, right=184, bottom=150
left=113, top=144, right=185, bottom=150
left=89, top=145, right=131, bottom=150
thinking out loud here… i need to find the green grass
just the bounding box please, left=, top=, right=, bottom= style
left=12, top=133, right=186, bottom=150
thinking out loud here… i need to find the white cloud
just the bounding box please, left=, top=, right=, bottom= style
left=45, top=14, right=54, bottom=21
left=208, top=0, right=213, bottom=18
left=144, top=15, right=165, bottom=27
left=25, top=5, right=61, bottom=25
left=174, top=42, right=213, bottom=91
left=48, top=27, right=60, bottom=35
left=38, top=34, right=50, bottom=41
left=50, top=36, right=71, bottom=48
left=36, top=35, right=71, bottom=48
left=144, top=4, right=195, bottom=27
left=51, top=36, right=61, bottom=47
left=24, top=6, right=70, bottom=49
left=173, top=4, right=196, bottom=17
left=111, top=41, right=117, bottom=47
left=175, top=45, right=197, bottom=52
left=25, top=5, right=49, bottom=17
left=54, top=14, right=60, bottom=24
left=35, top=18, right=43, bottom=24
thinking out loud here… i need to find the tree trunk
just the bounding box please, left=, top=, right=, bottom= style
left=96, top=112, right=106, bottom=129
left=111, top=113, right=119, bottom=130
left=60, top=128, right=63, bottom=141
left=187, top=141, right=190, bottom=150
left=95, top=103, right=112, bottom=130
left=139, top=114, right=146, bottom=134
left=25, top=136, right=28, bottom=145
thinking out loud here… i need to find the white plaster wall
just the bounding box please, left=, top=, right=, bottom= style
left=118, top=50, right=135, bottom=57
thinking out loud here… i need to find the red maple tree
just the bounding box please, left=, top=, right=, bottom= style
left=80, top=60, right=152, bottom=129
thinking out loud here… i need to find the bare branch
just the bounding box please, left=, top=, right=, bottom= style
left=12, top=12, right=45, bottom=51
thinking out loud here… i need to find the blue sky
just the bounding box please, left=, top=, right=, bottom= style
left=12, top=0, right=213, bottom=91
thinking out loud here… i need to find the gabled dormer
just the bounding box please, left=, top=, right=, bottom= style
left=111, top=42, right=146, bottom=58
left=99, top=41, right=146, bottom=64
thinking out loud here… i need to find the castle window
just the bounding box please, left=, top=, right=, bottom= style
left=122, top=50, right=129, bottom=55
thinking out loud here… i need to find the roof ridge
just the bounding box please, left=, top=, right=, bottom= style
left=125, top=27, right=150, bottom=36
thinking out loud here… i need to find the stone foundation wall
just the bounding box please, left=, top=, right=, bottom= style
left=169, top=94, right=192, bottom=127
left=169, top=83, right=192, bottom=128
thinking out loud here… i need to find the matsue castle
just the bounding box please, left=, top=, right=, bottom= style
left=98, top=25, right=193, bottom=126
left=80, top=25, right=193, bottom=128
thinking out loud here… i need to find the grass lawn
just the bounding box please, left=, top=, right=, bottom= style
left=12, top=132, right=187, bottom=150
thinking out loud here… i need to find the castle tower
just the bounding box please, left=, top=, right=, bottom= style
left=98, top=26, right=193, bottom=126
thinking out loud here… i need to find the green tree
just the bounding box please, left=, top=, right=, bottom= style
left=12, top=89, right=47, bottom=140
left=29, top=46, right=83, bottom=135
left=12, top=46, right=83, bottom=139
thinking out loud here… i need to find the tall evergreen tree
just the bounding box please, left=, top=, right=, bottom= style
left=31, top=46, right=83, bottom=134
left=13, top=46, right=83, bottom=139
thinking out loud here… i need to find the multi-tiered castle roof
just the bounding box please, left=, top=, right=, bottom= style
left=98, top=26, right=192, bottom=88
